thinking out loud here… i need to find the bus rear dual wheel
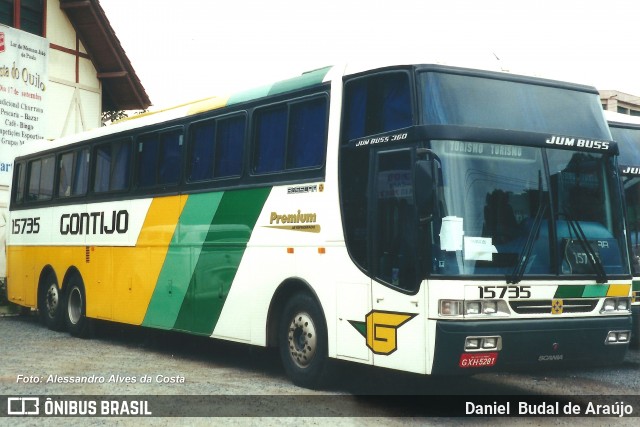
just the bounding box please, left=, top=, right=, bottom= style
left=65, top=277, right=91, bottom=338
left=38, top=273, right=65, bottom=331
left=38, top=272, right=91, bottom=338
left=278, top=292, right=329, bottom=389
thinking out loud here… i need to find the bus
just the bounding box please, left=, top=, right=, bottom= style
left=7, top=63, right=633, bottom=388
left=605, top=110, right=640, bottom=348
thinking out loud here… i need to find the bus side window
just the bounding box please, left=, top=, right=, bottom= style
left=342, top=72, right=413, bottom=141
left=254, top=106, right=287, bottom=174
left=137, top=134, right=159, bottom=187
left=94, top=140, right=131, bottom=193
left=214, top=115, right=245, bottom=178
left=287, top=97, right=327, bottom=169
left=189, top=120, right=215, bottom=181
left=158, top=130, right=183, bottom=185
left=72, top=148, right=90, bottom=196
left=58, top=152, right=74, bottom=197
left=27, top=156, right=54, bottom=201
left=14, top=162, right=25, bottom=204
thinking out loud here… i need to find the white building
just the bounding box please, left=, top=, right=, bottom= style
left=0, top=0, right=149, bottom=279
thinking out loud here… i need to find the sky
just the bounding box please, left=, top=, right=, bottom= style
left=99, top=0, right=640, bottom=110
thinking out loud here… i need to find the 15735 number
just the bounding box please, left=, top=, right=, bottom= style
left=478, top=285, right=531, bottom=299
left=12, top=217, right=40, bottom=234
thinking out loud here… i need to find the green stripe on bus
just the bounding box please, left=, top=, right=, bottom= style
left=268, top=66, right=332, bottom=96
left=173, top=187, right=271, bottom=335
left=632, top=280, right=640, bottom=292
left=227, top=85, right=271, bottom=106
left=142, top=192, right=223, bottom=329
left=226, top=66, right=332, bottom=106
left=554, top=285, right=585, bottom=298
left=581, top=284, right=609, bottom=298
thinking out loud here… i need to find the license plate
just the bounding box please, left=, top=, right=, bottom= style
left=459, top=352, right=498, bottom=368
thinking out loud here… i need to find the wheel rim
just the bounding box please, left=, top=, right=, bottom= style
left=287, top=312, right=317, bottom=368
left=67, top=286, right=83, bottom=325
left=45, top=284, right=59, bottom=318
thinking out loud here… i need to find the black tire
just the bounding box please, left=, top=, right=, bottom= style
left=64, top=275, right=92, bottom=338
left=278, top=292, right=329, bottom=389
left=38, top=272, right=65, bottom=331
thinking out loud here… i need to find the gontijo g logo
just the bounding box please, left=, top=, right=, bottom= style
left=349, top=310, right=416, bottom=355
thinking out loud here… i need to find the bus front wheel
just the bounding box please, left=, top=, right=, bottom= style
left=64, top=275, right=91, bottom=338
left=278, top=292, right=328, bottom=389
left=38, top=272, right=65, bottom=331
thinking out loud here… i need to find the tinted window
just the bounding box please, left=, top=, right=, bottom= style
left=94, top=139, right=131, bottom=193
left=254, top=106, right=287, bottom=174
left=253, top=96, right=328, bottom=174
left=58, top=148, right=90, bottom=198
left=189, top=121, right=215, bottom=181
left=158, top=130, right=183, bottom=185
left=343, top=72, right=412, bottom=142
left=420, top=72, right=611, bottom=138
left=189, top=115, right=245, bottom=182
left=27, top=155, right=54, bottom=201
left=214, top=116, right=245, bottom=178
left=137, top=134, right=158, bottom=187
left=288, top=98, right=327, bottom=169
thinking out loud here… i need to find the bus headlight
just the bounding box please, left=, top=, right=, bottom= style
left=605, top=330, right=631, bottom=344
left=465, top=336, right=502, bottom=351
left=439, top=300, right=511, bottom=317
left=440, top=300, right=462, bottom=316
left=601, top=298, right=631, bottom=314
left=464, top=300, right=510, bottom=317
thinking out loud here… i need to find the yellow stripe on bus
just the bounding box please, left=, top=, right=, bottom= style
left=606, top=284, right=631, bottom=297
left=91, top=195, right=189, bottom=325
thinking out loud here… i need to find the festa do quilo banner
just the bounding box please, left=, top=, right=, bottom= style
left=0, top=25, right=48, bottom=187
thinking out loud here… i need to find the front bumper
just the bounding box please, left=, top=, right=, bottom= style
left=432, top=316, right=632, bottom=375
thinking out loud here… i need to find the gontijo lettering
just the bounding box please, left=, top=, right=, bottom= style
left=60, top=210, right=129, bottom=235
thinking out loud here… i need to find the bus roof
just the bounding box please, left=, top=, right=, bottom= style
left=18, top=61, right=602, bottom=158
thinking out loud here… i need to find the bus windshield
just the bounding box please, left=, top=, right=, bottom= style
left=429, top=140, right=628, bottom=278
left=417, top=71, right=628, bottom=279
left=419, top=70, right=611, bottom=137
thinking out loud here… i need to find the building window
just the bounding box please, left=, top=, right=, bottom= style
left=0, top=0, right=45, bottom=36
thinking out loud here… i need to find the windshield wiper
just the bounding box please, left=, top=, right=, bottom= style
left=563, top=211, right=608, bottom=284
left=507, top=201, right=546, bottom=284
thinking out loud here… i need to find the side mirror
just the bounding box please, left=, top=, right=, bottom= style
left=415, top=160, right=434, bottom=217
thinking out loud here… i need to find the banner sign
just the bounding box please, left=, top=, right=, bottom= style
left=0, top=25, right=48, bottom=186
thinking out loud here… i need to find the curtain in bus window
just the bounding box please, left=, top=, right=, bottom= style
left=254, top=107, right=286, bottom=174
left=288, top=98, right=326, bottom=169
left=59, top=152, right=74, bottom=197
left=214, top=116, right=244, bottom=178
left=72, top=148, right=89, bottom=196
left=190, top=121, right=215, bottom=181
left=343, top=73, right=412, bottom=141
left=137, top=135, right=159, bottom=187
left=343, top=81, right=366, bottom=141
left=15, top=163, right=24, bottom=204
left=421, top=73, right=611, bottom=138
left=40, top=156, right=54, bottom=200
left=381, top=76, right=411, bottom=131
left=28, top=160, right=41, bottom=201
left=111, top=141, right=131, bottom=191
left=94, top=145, right=111, bottom=192
left=158, top=131, right=182, bottom=185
